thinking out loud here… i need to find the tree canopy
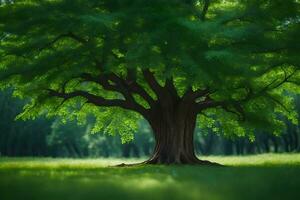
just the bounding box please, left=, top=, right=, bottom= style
left=0, top=0, right=300, bottom=145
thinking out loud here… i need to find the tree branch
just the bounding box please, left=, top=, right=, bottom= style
left=257, top=68, right=298, bottom=96
left=36, top=33, right=153, bottom=115
left=47, top=89, right=149, bottom=117
left=165, top=78, right=178, bottom=99
left=201, top=0, right=210, bottom=21
left=265, top=94, right=290, bottom=112
left=182, top=87, right=211, bottom=101
left=38, top=32, right=88, bottom=52
left=142, top=69, right=164, bottom=98
left=129, top=82, right=156, bottom=107
left=81, top=71, right=156, bottom=108
left=196, top=68, right=298, bottom=120
left=197, top=98, right=245, bottom=121
left=125, top=70, right=156, bottom=107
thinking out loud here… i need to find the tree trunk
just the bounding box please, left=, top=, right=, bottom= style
left=144, top=104, right=218, bottom=165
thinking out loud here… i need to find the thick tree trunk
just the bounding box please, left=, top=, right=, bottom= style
left=116, top=86, right=222, bottom=166
left=143, top=104, right=220, bottom=165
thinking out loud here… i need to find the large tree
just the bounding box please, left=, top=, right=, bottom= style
left=0, top=0, right=299, bottom=164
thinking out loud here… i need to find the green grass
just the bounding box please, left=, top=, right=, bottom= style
left=1, top=154, right=300, bottom=200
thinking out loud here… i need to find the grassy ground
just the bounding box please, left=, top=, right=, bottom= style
left=1, top=154, right=300, bottom=200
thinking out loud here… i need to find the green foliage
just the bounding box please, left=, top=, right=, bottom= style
left=0, top=0, right=299, bottom=140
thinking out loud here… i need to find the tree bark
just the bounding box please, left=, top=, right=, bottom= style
left=143, top=103, right=220, bottom=165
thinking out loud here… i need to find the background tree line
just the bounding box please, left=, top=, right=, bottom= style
left=0, top=89, right=299, bottom=158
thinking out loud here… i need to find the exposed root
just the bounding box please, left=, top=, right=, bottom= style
left=113, top=161, right=147, bottom=167
left=194, top=159, right=224, bottom=167
left=113, top=159, right=224, bottom=167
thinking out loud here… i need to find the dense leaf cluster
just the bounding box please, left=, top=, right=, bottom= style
left=0, top=0, right=299, bottom=140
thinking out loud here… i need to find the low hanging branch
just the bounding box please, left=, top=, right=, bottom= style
left=47, top=89, right=150, bottom=117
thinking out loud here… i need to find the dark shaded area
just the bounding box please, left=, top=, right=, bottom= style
left=0, top=90, right=299, bottom=158
left=0, top=90, right=51, bottom=157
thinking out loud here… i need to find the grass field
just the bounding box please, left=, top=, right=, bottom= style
left=1, top=154, right=300, bottom=200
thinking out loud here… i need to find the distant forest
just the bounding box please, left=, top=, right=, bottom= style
left=1, top=89, right=299, bottom=158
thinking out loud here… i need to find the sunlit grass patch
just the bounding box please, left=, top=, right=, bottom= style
left=202, top=153, right=300, bottom=166
left=0, top=157, right=143, bottom=170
